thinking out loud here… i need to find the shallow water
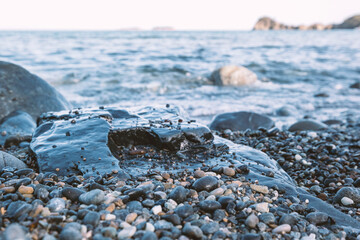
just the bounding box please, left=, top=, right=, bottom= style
left=1, top=30, right=359, bottom=127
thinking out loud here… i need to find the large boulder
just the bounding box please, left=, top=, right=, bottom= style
left=0, top=61, right=71, bottom=121
left=210, top=66, right=257, bottom=86
left=209, top=111, right=274, bottom=131
left=253, top=17, right=294, bottom=30
left=0, top=151, right=28, bottom=170
left=334, top=15, right=360, bottom=29
left=288, top=119, right=327, bottom=132
left=0, top=111, right=36, bottom=147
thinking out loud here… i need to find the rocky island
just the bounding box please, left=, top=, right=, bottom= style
left=253, top=14, right=360, bottom=30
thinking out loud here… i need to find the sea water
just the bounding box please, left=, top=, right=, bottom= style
left=1, top=30, right=359, bottom=128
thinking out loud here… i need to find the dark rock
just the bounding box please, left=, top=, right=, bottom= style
left=175, top=204, right=194, bottom=219
left=79, top=189, right=105, bottom=205
left=288, top=119, right=327, bottom=132
left=169, top=186, right=188, bottom=203
left=83, top=211, right=100, bottom=226
left=213, top=209, right=226, bottom=221
left=60, top=228, right=82, bottom=240
left=141, top=231, right=158, bottom=240
left=200, top=222, right=219, bottom=235
left=0, top=151, right=27, bottom=170
left=350, top=82, right=360, bottom=89
left=259, top=212, right=275, bottom=224
left=218, top=196, right=235, bottom=208
left=0, top=61, right=70, bottom=121
left=333, top=187, right=360, bottom=204
left=192, top=176, right=219, bottom=192
left=199, top=200, right=221, bottom=213
left=279, top=214, right=298, bottom=226
left=162, top=214, right=181, bottom=225
left=6, top=201, right=32, bottom=221
left=182, top=223, right=203, bottom=239
left=101, top=227, right=117, bottom=238
left=305, top=212, right=329, bottom=225
left=30, top=106, right=213, bottom=176
left=334, top=15, right=360, bottom=29
left=275, top=106, right=297, bottom=116
left=209, top=111, right=274, bottom=131
left=62, top=187, right=85, bottom=202
left=210, top=65, right=258, bottom=86
left=0, top=111, right=35, bottom=147
left=241, top=233, right=261, bottom=240
left=126, top=201, right=143, bottom=213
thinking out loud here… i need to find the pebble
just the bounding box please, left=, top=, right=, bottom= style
left=18, top=185, right=34, bottom=194
left=164, top=199, right=177, bottom=211
left=141, top=231, right=158, bottom=240
left=272, top=224, right=291, bottom=234
left=250, top=184, right=269, bottom=194
left=241, top=233, right=261, bottom=240
left=175, top=204, right=194, bottom=218
left=255, top=202, right=269, bottom=213
left=341, top=196, right=354, bottom=206
left=305, top=212, right=329, bottom=225
left=117, top=226, right=136, bottom=239
left=62, top=187, right=85, bottom=202
left=200, top=222, right=219, bottom=235
left=259, top=212, right=275, bottom=224
left=4, top=223, right=27, bottom=240
left=169, top=186, right=187, bottom=203
left=83, top=211, right=100, bottom=226
left=333, top=187, right=360, bottom=204
left=192, top=176, right=219, bottom=192
left=59, top=228, right=82, bottom=240
left=145, top=223, right=155, bottom=232
left=47, top=198, right=66, bottom=212
left=223, top=167, right=235, bottom=176
left=198, top=200, right=221, bottom=213
left=245, top=214, right=259, bottom=228
left=101, top=227, right=117, bottom=238
left=194, top=170, right=206, bottom=178
left=182, top=223, right=203, bottom=239
left=209, top=187, right=225, bottom=196
left=154, top=220, right=173, bottom=230
left=79, top=189, right=105, bottom=205
left=151, top=205, right=162, bottom=215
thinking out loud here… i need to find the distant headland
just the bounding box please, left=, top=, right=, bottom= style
left=253, top=14, right=360, bottom=30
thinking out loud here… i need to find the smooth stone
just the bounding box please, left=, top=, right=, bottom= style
left=288, top=120, right=327, bottom=132
left=126, top=201, right=143, bottom=213
left=164, top=199, right=177, bottom=211
left=47, top=198, right=66, bottom=212
left=279, top=214, right=298, bottom=226
left=218, top=196, right=234, bottom=208
left=62, top=187, right=85, bottom=202
left=142, top=199, right=155, bottom=208
left=151, top=205, right=162, bottom=215
left=194, top=170, right=206, bottom=178
left=255, top=202, right=269, bottom=213
left=192, top=176, right=219, bottom=192
left=0, top=111, right=36, bottom=147
left=200, top=222, right=219, bottom=235
left=117, top=226, right=136, bottom=239
left=0, top=61, right=71, bottom=121
left=245, top=214, right=259, bottom=229
left=83, top=211, right=100, bottom=226
left=162, top=214, right=181, bottom=225
left=182, top=223, right=203, bottom=239
left=101, top=227, right=117, bottom=238
left=210, top=65, right=258, bottom=86
left=276, top=106, right=297, bottom=116
left=305, top=212, right=329, bottom=225
left=79, top=189, right=105, bottom=205
left=350, top=82, right=360, bottom=89
left=0, top=151, right=27, bottom=170
left=241, top=233, right=261, bottom=240
left=4, top=223, right=27, bottom=240
left=272, top=224, right=291, bottom=234
left=209, top=187, right=225, bottom=196
left=341, top=197, right=354, bottom=206
left=209, top=111, right=274, bottom=131
left=223, top=167, right=235, bottom=176
left=141, top=231, right=158, bottom=240
left=18, top=185, right=34, bottom=194
left=259, top=212, right=275, bottom=224
left=154, top=220, right=173, bottom=230
left=198, top=200, right=221, bottom=213
left=333, top=187, right=360, bottom=204
left=145, top=223, right=155, bottom=232
left=250, top=184, right=269, bottom=194
left=175, top=204, right=194, bottom=219
left=169, top=186, right=188, bottom=203
left=60, top=228, right=82, bottom=240
left=6, top=201, right=32, bottom=221
left=125, top=212, right=138, bottom=223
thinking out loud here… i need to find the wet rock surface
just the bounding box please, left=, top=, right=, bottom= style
left=210, top=65, right=258, bottom=86
left=209, top=111, right=274, bottom=131
left=288, top=119, right=328, bottom=132
left=0, top=150, right=28, bottom=170
left=0, top=61, right=71, bottom=121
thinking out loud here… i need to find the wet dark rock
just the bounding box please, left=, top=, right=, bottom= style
left=182, top=223, right=203, bottom=239
left=83, top=211, right=100, bottom=226
left=6, top=201, right=32, bottom=221
left=62, top=187, right=85, bottom=202
left=0, top=151, right=27, bottom=170
left=175, top=204, right=194, bottom=219
left=0, top=61, right=70, bottom=121
left=288, top=119, right=327, bottom=132
left=213, top=209, right=226, bottom=221
left=198, top=200, right=221, bottom=212
left=241, top=233, right=261, bottom=240
left=141, top=231, right=158, bottom=240
left=279, top=214, right=298, bottom=226
left=192, top=176, right=219, bottom=192
left=218, top=196, right=234, bottom=208
left=162, top=214, right=181, bottom=225
left=306, top=212, right=329, bottom=225
left=101, top=227, right=117, bottom=238
left=79, top=189, right=105, bottom=205
left=169, top=186, right=188, bottom=203
left=350, top=82, right=360, bottom=89
left=0, top=111, right=35, bottom=147
left=60, top=228, right=82, bottom=240
left=259, top=212, right=275, bottom=224
left=200, top=222, right=219, bottom=235
left=30, top=106, right=213, bottom=176
left=333, top=187, right=360, bottom=204
left=209, top=111, right=274, bottom=131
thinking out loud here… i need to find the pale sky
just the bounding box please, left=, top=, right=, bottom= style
left=0, top=0, right=359, bottom=30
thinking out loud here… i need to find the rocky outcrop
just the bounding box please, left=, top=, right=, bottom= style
left=253, top=14, right=360, bottom=30
left=0, top=61, right=71, bottom=121
left=0, top=151, right=28, bottom=170
left=210, top=66, right=257, bottom=86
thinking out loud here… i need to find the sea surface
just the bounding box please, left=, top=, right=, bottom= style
left=1, top=30, right=360, bottom=128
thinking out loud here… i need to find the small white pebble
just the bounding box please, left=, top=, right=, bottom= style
left=295, top=154, right=302, bottom=161
left=151, top=205, right=162, bottom=215
left=305, top=199, right=309, bottom=204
